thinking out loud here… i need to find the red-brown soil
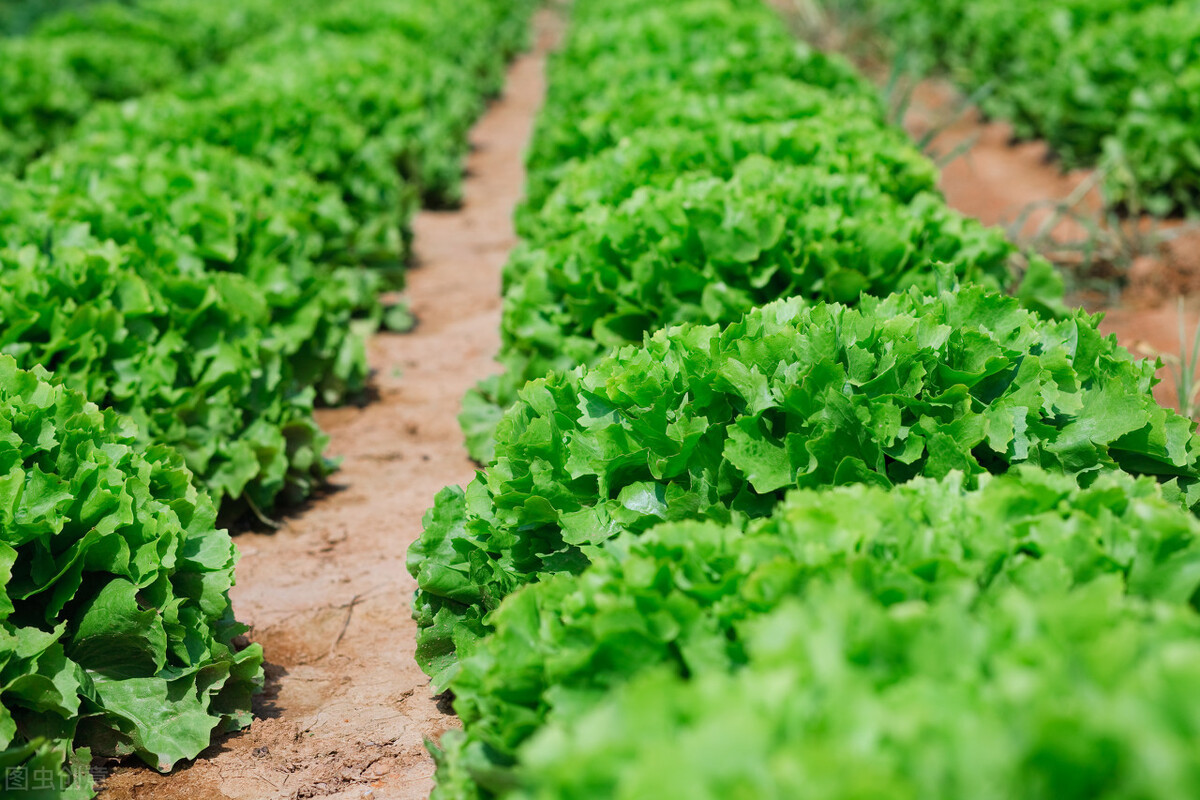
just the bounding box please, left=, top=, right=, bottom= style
left=97, top=11, right=559, bottom=800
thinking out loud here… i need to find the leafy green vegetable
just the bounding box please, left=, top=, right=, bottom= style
left=0, top=2, right=540, bottom=797
left=32, top=0, right=328, bottom=69
left=0, top=224, right=331, bottom=514
left=0, top=35, right=180, bottom=172
left=0, top=356, right=261, bottom=794
left=0, top=0, right=330, bottom=173
left=475, top=156, right=1035, bottom=460
left=75, top=90, right=413, bottom=273
left=304, top=0, right=535, bottom=99
left=0, top=134, right=387, bottom=513
left=0, top=0, right=97, bottom=36
left=518, top=573, right=1200, bottom=798
left=860, top=0, right=1200, bottom=213
left=192, top=27, right=483, bottom=208
left=516, top=113, right=939, bottom=243
left=73, top=5, right=525, bottom=262
left=0, top=0, right=539, bottom=516
left=419, top=3, right=1199, bottom=799
left=12, top=136, right=381, bottom=403
left=461, top=0, right=1064, bottom=463
left=433, top=467, right=1200, bottom=798
left=524, top=75, right=879, bottom=219
left=416, top=286, right=1200, bottom=681
left=521, top=0, right=872, bottom=192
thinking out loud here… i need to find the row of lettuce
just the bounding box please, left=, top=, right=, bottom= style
left=3, top=0, right=325, bottom=171
left=844, top=0, right=1200, bottom=215
left=3, top=0, right=537, bottom=518
left=408, top=0, right=1200, bottom=798
left=0, top=0, right=536, bottom=796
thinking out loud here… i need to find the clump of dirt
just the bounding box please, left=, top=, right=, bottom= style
left=97, top=11, right=560, bottom=800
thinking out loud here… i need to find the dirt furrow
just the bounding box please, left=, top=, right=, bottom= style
left=98, top=12, right=558, bottom=800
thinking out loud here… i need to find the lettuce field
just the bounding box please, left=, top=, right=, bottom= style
left=1, top=0, right=1199, bottom=798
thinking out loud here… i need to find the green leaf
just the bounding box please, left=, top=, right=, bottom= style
left=68, top=580, right=168, bottom=680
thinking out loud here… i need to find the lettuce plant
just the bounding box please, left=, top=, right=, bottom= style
left=0, top=226, right=330, bottom=517
left=0, top=0, right=331, bottom=173
left=461, top=0, right=1064, bottom=463
left=76, top=92, right=413, bottom=273
left=516, top=114, right=938, bottom=244
left=1, top=0, right=540, bottom=519
left=193, top=29, right=483, bottom=208
left=12, top=137, right=381, bottom=404
left=433, top=468, right=1200, bottom=798
left=0, top=357, right=261, bottom=796
left=468, top=157, right=1042, bottom=460
left=416, top=287, right=1200, bottom=680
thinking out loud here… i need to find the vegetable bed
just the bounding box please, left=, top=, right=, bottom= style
left=2, top=0, right=1197, bottom=796
left=410, top=1, right=1200, bottom=798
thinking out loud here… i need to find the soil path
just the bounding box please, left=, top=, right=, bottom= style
left=98, top=12, right=557, bottom=800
